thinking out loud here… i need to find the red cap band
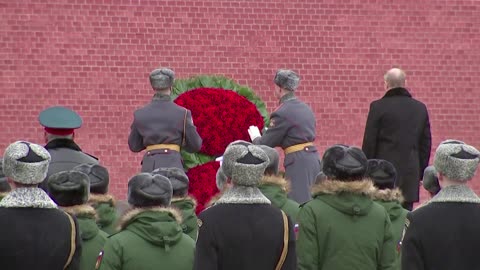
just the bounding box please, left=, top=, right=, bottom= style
left=44, top=127, right=75, bottom=136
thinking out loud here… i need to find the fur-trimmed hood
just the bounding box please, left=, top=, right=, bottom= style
left=372, top=188, right=408, bottom=222
left=88, top=193, right=115, bottom=206
left=62, top=204, right=103, bottom=241
left=312, top=179, right=376, bottom=196
left=118, top=207, right=184, bottom=249
left=260, top=175, right=290, bottom=192
left=371, top=188, right=404, bottom=203
left=312, top=180, right=376, bottom=216
left=61, top=204, right=97, bottom=219
left=259, top=175, right=291, bottom=209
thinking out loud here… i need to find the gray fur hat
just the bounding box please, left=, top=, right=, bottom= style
left=257, top=145, right=279, bottom=175
left=434, top=139, right=480, bottom=182
left=423, top=166, right=440, bottom=195
left=72, top=163, right=109, bottom=194
left=274, top=69, right=300, bottom=91
left=128, top=173, right=173, bottom=207
left=149, top=68, right=175, bottom=90
left=222, top=140, right=269, bottom=186
left=3, top=141, right=51, bottom=185
left=216, top=167, right=227, bottom=190
left=47, top=171, right=90, bottom=206
left=152, top=167, right=189, bottom=197
left=321, top=144, right=368, bottom=181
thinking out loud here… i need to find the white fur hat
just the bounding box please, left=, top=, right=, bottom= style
left=3, top=141, right=51, bottom=185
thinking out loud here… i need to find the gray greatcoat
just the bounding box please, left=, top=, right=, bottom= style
left=253, top=92, right=320, bottom=204
left=128, top=94, right=202, bottom=172
left=40, top=139, right=99, bottom=190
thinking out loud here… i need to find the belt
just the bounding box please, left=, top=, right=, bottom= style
left=283, top=142, right=314, bottom=155
left=146, top=144, right=180, bottom=152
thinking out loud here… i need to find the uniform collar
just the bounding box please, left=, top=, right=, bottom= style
left=428, top=184, right=480, bottom=204
left=152, top=92, right=172, bottom=101
left=45, top=138, right=82, bottom=151
left=279, top=92, right=296, bottom=104
left=0, top=187, right=57, bottom=208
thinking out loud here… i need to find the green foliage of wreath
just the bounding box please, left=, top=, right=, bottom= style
left=172, top=75, right=270, bottom=169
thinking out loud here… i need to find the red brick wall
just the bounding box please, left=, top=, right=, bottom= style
left=2, top=1, right=479, bottom=202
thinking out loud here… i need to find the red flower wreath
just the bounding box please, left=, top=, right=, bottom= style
left=175, top=88, right=265, bottom=156
left=172, top=76, right=268, bottom=213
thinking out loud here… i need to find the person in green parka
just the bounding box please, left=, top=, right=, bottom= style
left=152, top=167, right=198, bottom=240
left=73, top=163, right=120, bottom=235
left=257, top=145, right=300, bottom=223
left=98, top=173, right=195, bottom=270
left=297, top=144, right=396, bottom=270
left=47, top=170, right=108, bottom=270
left=367, top=159, right=409, bottom=270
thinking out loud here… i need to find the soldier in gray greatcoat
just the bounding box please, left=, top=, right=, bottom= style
left=248, top=69, right=321, bottom=204
left=128, top=68, right=203, bottom=172
left=38, top=106, right=99, bottom=190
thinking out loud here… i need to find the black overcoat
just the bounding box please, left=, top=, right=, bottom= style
left=362, top=87, right=431, bottom=202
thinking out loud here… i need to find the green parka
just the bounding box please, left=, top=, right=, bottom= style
left=372, top=188, right=408, bottom=270
left=258, top=175, right=300, bottom=223
left=171, top=196, right=198, bottom=241
left=297, top=179, right=396, bottom=270
left=63, top=204, right=108, bottom=270
left=89, top=193, right=120, bottom=235
left=98, top=207, right=195, bottom=270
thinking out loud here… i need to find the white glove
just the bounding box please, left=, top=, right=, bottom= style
left=248, top=125, right=261, bottom=141
left=215, top=156, right=223, bottom=166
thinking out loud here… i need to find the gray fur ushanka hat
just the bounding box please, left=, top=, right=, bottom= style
left=128, top=173, right=173, bottom=207
left=72, top=163, right=109, bottom=194
left=215, top=167, right=227, bottom=191
left=152, top=167, right=189, bottom=197
left=47, top=171, right=90, bottom=206
left=257, top=145, right=279, bottom=176
left=423, top=166, right=440, bottom=195
left=274, top=69, right=300, bottom=91
left=222, top=140, right=269, bottom=186
left=434, top=139, right=480, bottom=181
left=3, top=141, right=51, bottom=185
left=149, top=68, right=175, bottom=90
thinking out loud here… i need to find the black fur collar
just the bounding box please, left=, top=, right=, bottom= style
left=382, top=87, right=412, bottom=98
left=45, top=139, right=82, bottom=151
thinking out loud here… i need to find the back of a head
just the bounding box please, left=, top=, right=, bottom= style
left=384, top=68, right=406, bottom=89
left=222, top=141, right=269, bottom=186
left=434, top=139, right=480, bottom=182
left=321, top=144, right=368, bottom=181
left=423, top=166, right=440, bottom=195
left=274, top=69, right=300, bottom=91
left=149, top=68, right=175, bottom=91
left=128, top=173, right=173, bottom=208
left=72, top=163, right=109, bottom=194
left=3, top=141, right=51, bottom=185
left=366, top=159, right=397, bottom=190
left=257, top=145, right=279, bottom=176
left=47, top=170, right=90, bottom=207
left=152, top=167, right=189, bottom=197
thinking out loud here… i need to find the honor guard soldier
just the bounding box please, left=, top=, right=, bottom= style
left=249, top=69, right=321, bottom=204
left=128, top=68, right=202, bottom=172
left=39, top=106, right=99, bottom=190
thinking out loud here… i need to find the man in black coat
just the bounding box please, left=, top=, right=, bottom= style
left=128, top=68, right=202, bottom=172
left=401, top=140, right=480, bottom=270
left=194, top=141, right=297, bottom=270
left=0, top=141, right=81, bottom=270
left=362, top=68, right=431, bottom=210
